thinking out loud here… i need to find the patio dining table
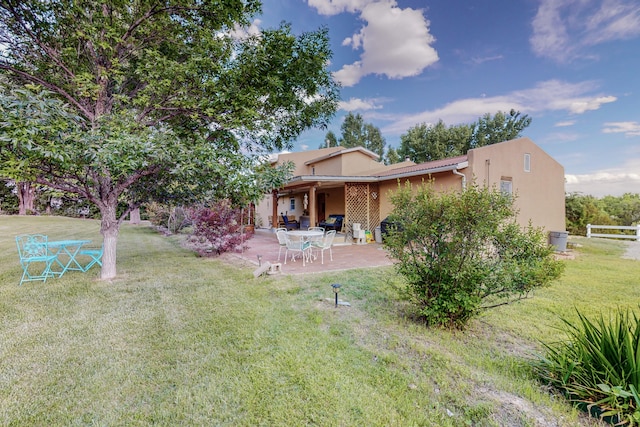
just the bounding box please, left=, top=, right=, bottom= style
left=48, top=239, right=91, bottom=277
left=285, top=230, right=324, bottom=240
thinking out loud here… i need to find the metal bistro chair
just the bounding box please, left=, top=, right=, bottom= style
left=78, top=244, right=103, bottom=272
left=284, top=234, right=312, bottom=267
left=307, top=226, right=325, bottom=247
left=311, top=230, right=336, bottom=264
left=275, top=228, right=287, bottom=261
left=15, top=234, right=57, bottom=285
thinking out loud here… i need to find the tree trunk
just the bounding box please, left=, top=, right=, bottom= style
left=129, top=207, right=141, bottom=225
left=100, top=203, right=120, bottom=280
left=16, top=181, right=35, bottom=215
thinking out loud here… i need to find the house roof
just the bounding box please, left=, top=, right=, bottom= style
left=303, top=146, right=380, bottom=165
left=375, top=155, right=468, bottom=179
left=284, top=154, right=469, bottom=186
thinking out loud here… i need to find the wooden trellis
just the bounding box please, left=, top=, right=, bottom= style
left=344, top=183, right=380, bottom=233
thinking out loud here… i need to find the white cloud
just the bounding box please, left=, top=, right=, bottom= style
left=470, top=55, right=504, bottom=65
left=308, top=0, right=373, bottom=15
left=569, top=96, right=617, bottom=113
left=229, top=19, right=262, bottom=39
left=530, top=0, right=640, bottom=62
left=555, top=120, right=576, bottom=127
left=312, top=0, right=438, bottom=87
left=565, top=159, right=640, bottom=196
left=602, top=121, right=640, bottom=136
left=383, top=79, right=617, bottom=134
left=338, top=97, right=383, bottom=111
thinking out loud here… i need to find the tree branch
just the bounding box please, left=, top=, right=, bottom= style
left=0, top=65, right=94, bottom=121
left=1, top=1, right=78, bottom=81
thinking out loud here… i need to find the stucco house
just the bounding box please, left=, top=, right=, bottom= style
left=256, top=137, right=566, bottom=237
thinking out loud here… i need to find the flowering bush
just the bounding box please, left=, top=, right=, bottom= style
left=190, top=200, right=251, bottom=255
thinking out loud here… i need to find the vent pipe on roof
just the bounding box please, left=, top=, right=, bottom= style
left=453, top=168, right=466, bottom=189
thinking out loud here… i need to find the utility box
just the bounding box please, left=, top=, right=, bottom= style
left=549, top=231, right=569, bottom=252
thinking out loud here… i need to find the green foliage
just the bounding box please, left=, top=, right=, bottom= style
left=536, top=307, right=640, bottom=425
left=384, top=146, right=401, bottom=165
left=338, top=112, right=386, bottom=157
left=398, top=120, right=472, bottom=162
left=0, top=179, right=18, bottom=214
left=320, top=130, right=338, bottom=148
left=602, top=193, right=640, bottom=226
left=384, top=181, right=564, bottom=328
left=472, top=109, right=532, bottom=148
left=398, top=110, right=531, bottom=163
left=565, top=192, right=640, bottom=236
left=0, top=1, right=337, bottom=278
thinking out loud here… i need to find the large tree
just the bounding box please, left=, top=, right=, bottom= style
left=398, top=110, right=531, bottom=163
left=398, top=120, right=473, bottom=163
left=0, top=0, right=339, bottom=279
left=339, top=112, right=386, bottom=157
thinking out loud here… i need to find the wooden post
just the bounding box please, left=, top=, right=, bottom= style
left=272, top=190, right=279, bottom=229
left=309, top=185, right=317, bottom=227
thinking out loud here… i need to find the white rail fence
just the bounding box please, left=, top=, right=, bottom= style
left=586, top=224, right=640, bottom=241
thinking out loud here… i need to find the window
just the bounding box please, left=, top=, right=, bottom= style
left=290, top=198, right=295, bottom=211
left=524, top=153, right=531, bottom=172
left=500, top=178, right=513, bottom=197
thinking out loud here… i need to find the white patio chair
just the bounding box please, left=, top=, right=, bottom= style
left=311, top=230, right=336, bottom=264
left=284, top=234, right=312, bottom=266
left=306, top=226, right=325, bottom=248
left=275, top=229, right=287, bottom=261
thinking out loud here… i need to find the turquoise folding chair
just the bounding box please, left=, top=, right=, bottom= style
left=78, top=245, right=103, bottom=272
left=15, top=234, right=57, bottom=285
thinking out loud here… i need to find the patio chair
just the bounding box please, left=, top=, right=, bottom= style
left=78, top=244, right=103, bottom=272
left=307, top=226, right=325, bottom=246
left=15, top=234, right=57, bottom=285
left=284, top=234, right=311, bottom=266
left=311, top=230, right=336, bottom=264
left=275, top=229, right=287, bottom=261
left=281, top=215, right=299, bottom=230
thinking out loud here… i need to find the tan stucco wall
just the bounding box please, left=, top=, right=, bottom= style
left=321, top=187, right=345, bottom=218
left=276, top=147, right=343, bottom=176
left=467, top=137, right=566, bottom=232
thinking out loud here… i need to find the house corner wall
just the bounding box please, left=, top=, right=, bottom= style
left=468, top=137, right=566, bottom=232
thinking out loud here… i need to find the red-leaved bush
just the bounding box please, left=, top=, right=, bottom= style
left=189, top=200, right=251, bottom=256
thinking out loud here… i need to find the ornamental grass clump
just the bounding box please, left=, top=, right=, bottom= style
left=536, top=307, right=640, bottom=425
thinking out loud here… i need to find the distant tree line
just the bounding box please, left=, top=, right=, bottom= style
left=566, top=193, right=640, bottom=236
left=322, top=109, right=532, bottom=165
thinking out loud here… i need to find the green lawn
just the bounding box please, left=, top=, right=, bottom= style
left=1, top=216, right=638, bottom=426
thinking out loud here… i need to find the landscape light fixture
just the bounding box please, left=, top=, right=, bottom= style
left=257, top=255, right=262, bottom=266
left=331, top=283, right=341, bottom=307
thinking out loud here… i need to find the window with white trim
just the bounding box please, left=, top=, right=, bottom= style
left=500, top=178, right=513, bottom=197
left=290, top=198, right=295, bottom=211
left=524, top=153, right=531, bottom=172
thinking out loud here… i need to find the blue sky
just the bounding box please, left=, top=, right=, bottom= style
left=259, top=0, right=640, bottom=197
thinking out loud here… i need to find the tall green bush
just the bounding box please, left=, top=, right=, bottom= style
left=384, top=181, right=564, bottom=328
left=536, top=308, right=640, bottom=425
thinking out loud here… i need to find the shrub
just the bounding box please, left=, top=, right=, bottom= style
left=383, top=181, right=564, bottom=328
left=535, top=307, right=640, bottom=425
left=190, top=200, right=250, bottom=255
